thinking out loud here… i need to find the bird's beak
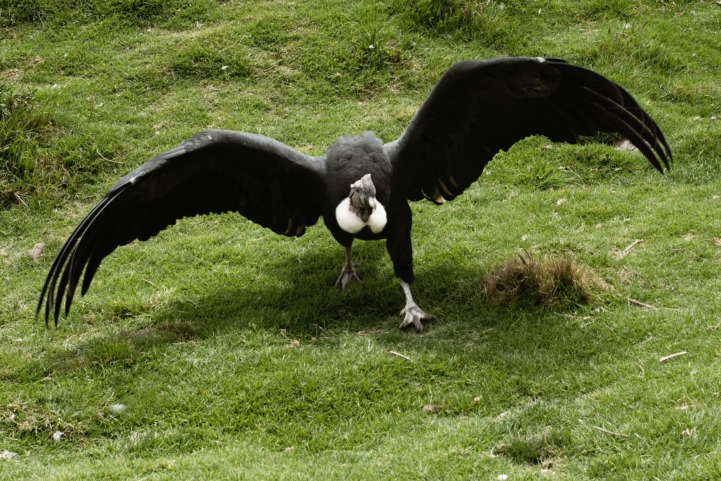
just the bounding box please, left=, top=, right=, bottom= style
left=349, top=174, right=377, bottom=222
left=361, top=196, right=378, bottom=222
left=350, top=190, right=375, bottom=222
left=358, top=194, right=373, bottom=222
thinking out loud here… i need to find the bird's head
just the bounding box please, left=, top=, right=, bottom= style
left=349, top=173, right=377, bottom=222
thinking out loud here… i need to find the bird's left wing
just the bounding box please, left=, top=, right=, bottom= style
left=38, top=130, right=326, bottom=325
left=386, top=57, right=671, bottom=204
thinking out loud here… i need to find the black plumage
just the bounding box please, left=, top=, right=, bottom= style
left=38, top=57, right=671, bottom=331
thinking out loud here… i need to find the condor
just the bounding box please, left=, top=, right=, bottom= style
left=39, top=57, right=671, bottom=331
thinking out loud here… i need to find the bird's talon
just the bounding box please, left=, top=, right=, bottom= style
left=335, top=264, right=361, bottom=291
left=399, top=303, right=433, bottom=332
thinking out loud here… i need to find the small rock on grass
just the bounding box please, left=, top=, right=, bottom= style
left=28, top=243, right=44, bottom=260
left=1, top=450, right=18, bottom=460
left=614, top=138, right=638, bottom=152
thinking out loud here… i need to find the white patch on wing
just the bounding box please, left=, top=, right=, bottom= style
left=335, top=197, right=365, bottom=233
left=367, top=203, right=387, bottom=233
left=438, top=179, right=453, bottom=197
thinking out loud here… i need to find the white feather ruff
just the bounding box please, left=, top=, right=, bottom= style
left=367, top=203, right=387, bottom=233
left=335, top=198, right=365, bottom=233
left=335, top=197, right=387, bottom=234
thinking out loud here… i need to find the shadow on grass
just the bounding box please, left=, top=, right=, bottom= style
left=8, top=246, right=630, bottom=457
left=21, top=243, right=618, bottom=382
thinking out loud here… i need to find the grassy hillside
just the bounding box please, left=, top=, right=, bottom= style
left=1, top=0, right=720, bottom=478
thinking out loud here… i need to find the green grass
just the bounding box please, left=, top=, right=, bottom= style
left=2, top=0, right=721, bottom=478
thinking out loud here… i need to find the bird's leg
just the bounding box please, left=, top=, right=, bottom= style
left=335, top=245, right=360, bottom=291
left=398, top=278, right=435, bottom=332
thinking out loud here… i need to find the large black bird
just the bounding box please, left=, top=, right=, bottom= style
left=38, top=57, right=671, bottom=331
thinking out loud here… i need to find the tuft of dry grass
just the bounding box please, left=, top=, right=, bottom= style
left=483, top=253, right=608, bottom=309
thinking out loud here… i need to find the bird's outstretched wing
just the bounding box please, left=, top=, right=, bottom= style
left=387, top=57, right=672, bottom=204
left=38, top=130, right=326, bottom=325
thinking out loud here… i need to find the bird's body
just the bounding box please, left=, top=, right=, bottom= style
left=324, top=132, right=392, bottom=242
left=38, top=57, right=672, bottom=331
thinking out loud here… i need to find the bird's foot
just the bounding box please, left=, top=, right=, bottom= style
left=335, top=262, right=360, bottom=291
left=399, top=302, right=436, bottom=332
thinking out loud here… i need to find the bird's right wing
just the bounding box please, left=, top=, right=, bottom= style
left=38, top=130, right=326, bottom=325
